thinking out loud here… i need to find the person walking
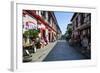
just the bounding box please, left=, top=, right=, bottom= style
left=40, top=37, right=45, bottom=48
left=44, top=36, right=48, bottom=45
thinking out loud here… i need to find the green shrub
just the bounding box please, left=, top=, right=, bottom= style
left=23, top=29, right=40, bottom=39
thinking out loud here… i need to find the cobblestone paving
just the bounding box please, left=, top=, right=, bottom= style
left=43, top=40, right=89, bottom=61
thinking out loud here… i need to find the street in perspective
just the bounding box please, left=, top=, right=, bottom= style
left=22, top=10, right=91, bottom=62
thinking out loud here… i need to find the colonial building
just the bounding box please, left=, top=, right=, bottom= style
left=23, top=10, right=62, bottom=43
left=71, top=13, right=91, bottom=56
left=68, top=23, right=72, bottom=30
left=71, top=13, right=91, bottom=42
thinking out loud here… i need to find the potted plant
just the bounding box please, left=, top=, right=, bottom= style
left=23, top=29, right=40, bottom=52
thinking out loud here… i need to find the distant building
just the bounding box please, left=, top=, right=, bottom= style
left=22, top=10, right=62, bottom=43
left=67, top=23, right=72, bottom=30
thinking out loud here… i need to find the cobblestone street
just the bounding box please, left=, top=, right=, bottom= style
left=43, top=40, right=89, bottom=61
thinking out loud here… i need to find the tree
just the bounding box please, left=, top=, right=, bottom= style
left=67, top=28, right=72, bottom=35
left=65, top=28, right=72, bottom=40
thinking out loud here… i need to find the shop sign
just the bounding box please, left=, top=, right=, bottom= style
left=26, top=22, right=37, bottom=29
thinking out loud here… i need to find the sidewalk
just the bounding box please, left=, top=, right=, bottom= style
left=30, top=41, right=57, bottom=62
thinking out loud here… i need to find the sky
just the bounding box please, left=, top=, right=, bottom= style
left=54, top=12, right=74, bottom=35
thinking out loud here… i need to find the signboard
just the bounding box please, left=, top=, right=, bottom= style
left=25, top=22, right=37, bottom=29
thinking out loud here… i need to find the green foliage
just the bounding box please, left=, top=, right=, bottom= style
left=23, top=29, right=39, bottom=39
left=64, top=28, right=72, bottom=40
left=67, top=28, right=72, bottom=35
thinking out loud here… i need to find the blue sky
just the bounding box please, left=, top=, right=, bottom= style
left=54, top=12, right=74, bottom=35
